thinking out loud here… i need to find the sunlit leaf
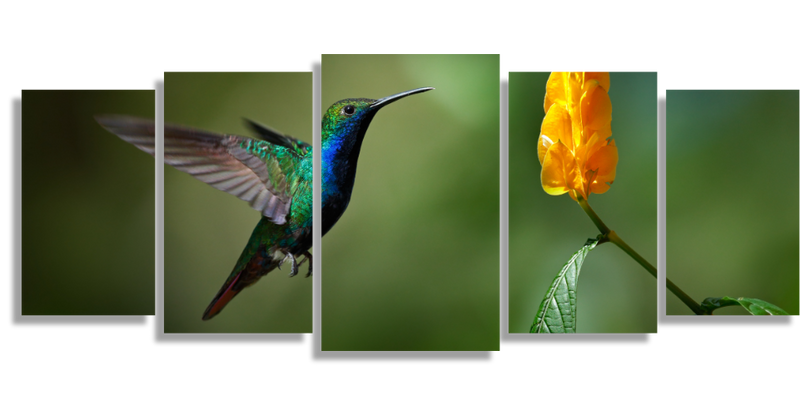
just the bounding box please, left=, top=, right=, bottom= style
left=531, top=239, right=599, bottom=333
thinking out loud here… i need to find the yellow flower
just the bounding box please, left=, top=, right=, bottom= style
left=538, top=72, right=618, bottom=201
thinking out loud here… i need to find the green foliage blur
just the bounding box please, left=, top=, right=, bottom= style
left=667, top=90, right=799, bottom=315
left=322, top=55, right=500, bottom=350
left=22, top=90, right=155, bottom=315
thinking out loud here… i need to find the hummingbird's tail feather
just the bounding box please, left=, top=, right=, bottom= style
left=201, top=245, right=283, bottom=320
left=202, top=272, right=244, bottom=321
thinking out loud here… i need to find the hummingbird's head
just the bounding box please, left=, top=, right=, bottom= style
left=322, top=87, right=434, bottom=144
left=322, top=98, right=376, bottom=141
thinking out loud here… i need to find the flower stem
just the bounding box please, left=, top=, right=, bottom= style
left=576, top=196, right=705, bottom=315
left=577, top=196, right=611, bottom=235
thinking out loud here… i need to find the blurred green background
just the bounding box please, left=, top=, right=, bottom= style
left=667, top=90, right=799, bottom=315
left=321, top=55, right=500, bottom=350
left=164, top=73, right=312, bottom=332
left=22, top=90, right=155, bottom=315
left=509, top=73, right=657, bottom=333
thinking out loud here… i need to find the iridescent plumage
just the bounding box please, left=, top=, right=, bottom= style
left=97, top=87, right=432, bottom=320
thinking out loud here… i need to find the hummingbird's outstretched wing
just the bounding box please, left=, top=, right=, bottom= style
left=243, top=118, right=311, bottom=154
left=96, top=115, right=309, bottom=225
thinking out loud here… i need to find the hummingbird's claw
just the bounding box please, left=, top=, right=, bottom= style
left=279, top=252, right=299, bottom=277
left=280, top=251, right=312, bottom=278
left=302, top=251, right=313, bottom=278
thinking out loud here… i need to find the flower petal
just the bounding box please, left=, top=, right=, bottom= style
left=586, top=139, right=618, bottom=195
left=580, top=80, right=612, bottom=132
left=541, top=141, right=580, bottom=196
left=583, top=69, right=611, bottom=93
left=539, top=103, right=573, bottom=163
left=544, top=72, right=569, bottom=113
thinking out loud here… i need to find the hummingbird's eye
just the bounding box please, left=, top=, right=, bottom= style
left=343, top=105, right=355, bottom=115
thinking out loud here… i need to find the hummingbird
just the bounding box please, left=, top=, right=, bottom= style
left=96, top=86, right=433, bottom=320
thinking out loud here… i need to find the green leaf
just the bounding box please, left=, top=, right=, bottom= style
left=531, top=238, right=599, bottom=333
left=700, top=296, right=789, bottom=315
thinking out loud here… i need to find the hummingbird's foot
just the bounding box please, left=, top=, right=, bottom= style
left=278, top=252, right=299, bottom=277
left=301, top=251, right=313, bottom=277
left=278, top=250, right=314, bottom=277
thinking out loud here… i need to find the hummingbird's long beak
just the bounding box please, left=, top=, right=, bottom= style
left=370, top=87, right=434, bottom=110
